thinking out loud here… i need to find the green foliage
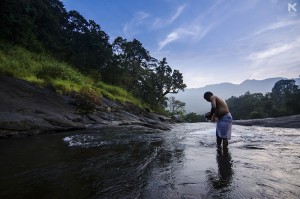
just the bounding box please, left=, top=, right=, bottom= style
left=226, top=92, right=265, bottom=119
left=0, top=0, right=112, bottom=69
left=50, top=79, right=81, bottom=94
left=94, top=82, right=144, bottom=106
left=36, top=62, right=83, bottom=84
left=151, top=58, right=187, bottom=105
left=226, top=80, right=300, bottom=119
left=249, top=110, right=266, bottom=119
left=0, top=42, right=35, bottom=77
left=270, top=80, right=300, bottom=116
left=109, top=38, right=187, bottom=107
left=184, top=112, right=206, bottom=123
left=0, top=42, right=87, bottom=88
left=168, top=96, right=186, bottom=115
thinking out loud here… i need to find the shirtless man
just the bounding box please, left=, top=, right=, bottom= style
left=204, top=91, right=232, bottom=150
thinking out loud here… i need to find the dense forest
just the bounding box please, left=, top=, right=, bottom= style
left=0, top=0, right=186, bottom=110
left=226, top=79, right=300, bottom=120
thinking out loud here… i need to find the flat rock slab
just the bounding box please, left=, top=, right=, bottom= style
left=0, top=75, right=171, bottom=137
left=233, top=114, right=300, bottom=128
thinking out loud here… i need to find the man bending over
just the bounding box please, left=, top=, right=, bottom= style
left=204, top=91, right=232, bottom=150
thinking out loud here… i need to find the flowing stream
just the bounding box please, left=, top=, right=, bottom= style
left=0, top=123, right=299, bottom=198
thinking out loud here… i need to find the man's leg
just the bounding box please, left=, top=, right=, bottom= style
left=216, top=135, right=222, bottom=148
left=223, top=138, right=228, bottom=150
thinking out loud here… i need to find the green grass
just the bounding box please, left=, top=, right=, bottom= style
left=0, top=42, right=147, bottom=109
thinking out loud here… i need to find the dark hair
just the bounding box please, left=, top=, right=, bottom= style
left=204, top=91, right=213, bottom=101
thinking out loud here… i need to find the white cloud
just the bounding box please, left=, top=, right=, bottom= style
left=158, top=32, right=179, bottom=50
left=246, top=37, right=300, bottom=79
left=247, top=43, right=293, bottom=60
left=151, top=4, right=187, bottom=29
left=256, top=20, right=300, bottom=35
left=170, top=4, right=187, bottom=23
left=254, top=19, right=300, bottom=36
left=194, top=0, right=224, bottom=21
left=123, top=11, right=150, bottom=37
left=123, top=4, right=187, bottom=37
left=151, top=18, right=163, bottom=29
left=235, top=17, right=300, bottom=80
left=240, top=19, right=300, bottom=42
left=157, top=0, right=226, bottom=51
left=158, top=24, right=214, bottom=50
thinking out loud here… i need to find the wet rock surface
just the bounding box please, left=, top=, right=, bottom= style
left=233, top=114, right=300, bottom=128
left=0, top=75, right=171, bottom=137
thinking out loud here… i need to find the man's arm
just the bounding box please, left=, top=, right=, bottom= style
left=210, top=96, right=217, bottom=117
left=210, top=97, right=218, bottom=122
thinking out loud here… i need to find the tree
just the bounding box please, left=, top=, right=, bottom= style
left=168, top=96, right=186, bottom=115
left=185, top=112, right=206, bottom=123
left=152, top=58, right=186, bottom=105
left=0, top=0, right=42, bottom=50
left=0, top=0, right=69, bottom=53
left=226, top=91, right=265, bottom=119
left=270, top=79, right=300, bottom=116
left=109, top=37, right=151, bottom=94
left=285, top=89, right=300, bottom=115
left=33, top=0, right=68, bottom=54
left=65, top=11, right=112, bottom=72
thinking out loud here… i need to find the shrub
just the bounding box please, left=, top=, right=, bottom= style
left=75, top=85, right=102, bottom=114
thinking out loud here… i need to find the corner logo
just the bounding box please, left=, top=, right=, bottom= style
left=288, top=3, right=297, bottom=16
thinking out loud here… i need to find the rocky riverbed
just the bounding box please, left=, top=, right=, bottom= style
left=0, top=75, right=171, bottom=138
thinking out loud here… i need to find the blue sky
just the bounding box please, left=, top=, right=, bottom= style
left=62, top=0, right=300, bottom=88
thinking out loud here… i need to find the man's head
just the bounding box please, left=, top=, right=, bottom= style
left=204, top=91, right=213, bottom=102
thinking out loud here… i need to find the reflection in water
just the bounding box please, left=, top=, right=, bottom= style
left=206, top=149, right=234, bottom=191
left=216, top=150, right=234, bottom=188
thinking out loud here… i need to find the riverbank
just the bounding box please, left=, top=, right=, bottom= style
left=233, top=114, right=300, bottom=128
left=0, top=75, right=171, bottom=138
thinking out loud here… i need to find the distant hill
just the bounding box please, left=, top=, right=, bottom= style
left=170, top=77, right=300, bottom=114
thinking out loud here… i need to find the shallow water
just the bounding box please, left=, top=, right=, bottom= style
left=0, top=123, right=299, bottom=198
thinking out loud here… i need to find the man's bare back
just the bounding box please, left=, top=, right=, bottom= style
left=209, top=95, right=230, bottom=118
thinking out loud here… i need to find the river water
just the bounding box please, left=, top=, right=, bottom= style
left=0, top=123, right=299, bottom=199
